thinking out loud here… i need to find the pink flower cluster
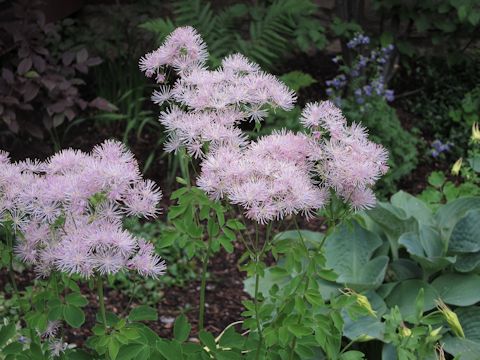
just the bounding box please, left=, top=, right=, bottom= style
left=140, top=27, right=296, bottom=158
left=143, top=27, right=389, bottom=222
left=198, top=131, right=328, bottom=224
left=301, top=101, right=389, bottom=211
left=0, top=140, right=166, bottom=278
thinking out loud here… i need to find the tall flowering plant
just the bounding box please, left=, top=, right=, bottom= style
left=141, top=27, right=389, bottom=358
left=0, top=140, right=165, bottom=358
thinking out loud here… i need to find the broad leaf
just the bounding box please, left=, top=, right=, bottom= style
left=324, top=221, right=388, bottom=290
left=432, top=273, right=480, bottom=306
left=449, top=209, right=480, bottom=253
left=63, top=305, right=85, bottom=328
left=435, top=197, right=480, bottom=241
left=384, top=280, right=438, bottom=320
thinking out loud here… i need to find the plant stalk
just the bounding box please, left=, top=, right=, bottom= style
left=5, top=229, right=20, bottom=299
left=97, top=276, right=107, bottom=328
left=199, top=236, right=213, bottom=330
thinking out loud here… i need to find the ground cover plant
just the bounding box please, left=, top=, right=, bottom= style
left=1, top=1, right=480, bottom=359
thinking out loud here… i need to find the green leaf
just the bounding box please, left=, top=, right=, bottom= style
left=218, top=327, right=244, bottom=349
left=0, top=323, right=16, bottom=347
left=287, top=324, right=312, bottom=337
left=455, top=252, right=480, bottom=272
left=427, top=171, right=445, bottom=188
left=128, top=306, right=158, bottom=322
left=157, top=339, right=184, bottom=360
left=436, top=197, right=480, bottom=241
left=415, top=15, right=430, bottom=32
left=449, top=209, right=480, bottom=253
left=117, top=344, right=146, bottom=360
left=432, top=273, right=480, bottom=306
left=384, top=280, right=439, bottom=320
left=279, top=71, right=316, bottom=92
left=324, top=221, right=388, bottom=290
left=340, top=350, right=365, bottom=360
left=380, top=32, right=393, bottom=47
left=399, top=227, right=455, bottom=272
left=173, top=314, right=191, bottom=342
left=199, top=330, right=216, bottom=352
left=63, top=305, right=85, bottom=328
left=3, top=342, right=23, bottom=355
left=442, top=307, right=480, bottom=360
left=443, top=336, right=480, bottom=360
left=342, top=314, right=384, bottom=342
left=108, top=339, right=120, bottom=360
left=218, top=235, right=234, bottom=253
left=65, top=293, right=88, bottom=307
left=391, top=191, right=433, bottom=226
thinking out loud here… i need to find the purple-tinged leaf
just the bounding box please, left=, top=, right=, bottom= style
left=86, top=57, right=102, bottom=67
left=3, top=96, right=20, bottom=105
left=32, top=55, right=46, bottom=73
left=23, top=84, right=39, bottom=102
left=75, top=63, right=88, bottom=74
left=64, top=108, right=76, bottom=121
left=43, top=114, right=53, bottom=129
left=2, top=69, right=14, bottom=84
left=62, top=51, right=75, bottom=66
left=53, top=113, right=65, bottom=127
left=49, top=100, right=68, bottom=114
left=76, top=48, right=88, bottom=64
left=34, top=47, right=49, bottom=56
left=26, top=122, right=44, bottom=139
left=17, top=103, right=34, bottom=111
left=18, top=58, right=32, bottom=75
left=89, top=97, right=118, bottom=112
left=76, top=99, right=87, bottom=110
left=41, top=78, right=56, bottom=91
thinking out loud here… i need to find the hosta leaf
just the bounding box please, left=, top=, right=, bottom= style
left=384, top=280, right=438, bottom=320
left=449, top=209, right=480, bottom=253
left=455, top=252, right=480, bottom=272
left=324, top=221, right=388, bottom=290
left=436, top=197, right=480, bottom=241
left=391, top=191, right=433, bottom=225
left=443, top=306, right=480, bottom=359
left=432, top=273, right=480, bottom=306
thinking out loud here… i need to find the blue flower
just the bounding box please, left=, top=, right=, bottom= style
left=385, top=89, right=394, bottom=102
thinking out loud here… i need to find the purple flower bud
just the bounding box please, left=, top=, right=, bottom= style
left=363, top=85, right=372, bottom=97
left=385, top=89, right=394, bottom=102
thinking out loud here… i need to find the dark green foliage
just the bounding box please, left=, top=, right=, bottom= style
left=399, top=58, right=480, bottom=158
left=140, top=0, right=326, bottom=69
left=373, top=0, right=480, bottom=63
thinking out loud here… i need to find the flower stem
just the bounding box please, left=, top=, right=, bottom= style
left=97, top=277, right=107, bottom=328
left=5, top=229, right=20, bottom=300
left=253, top=223, right=271, bottom=359
left=199, top=236, right=213, bottom=330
